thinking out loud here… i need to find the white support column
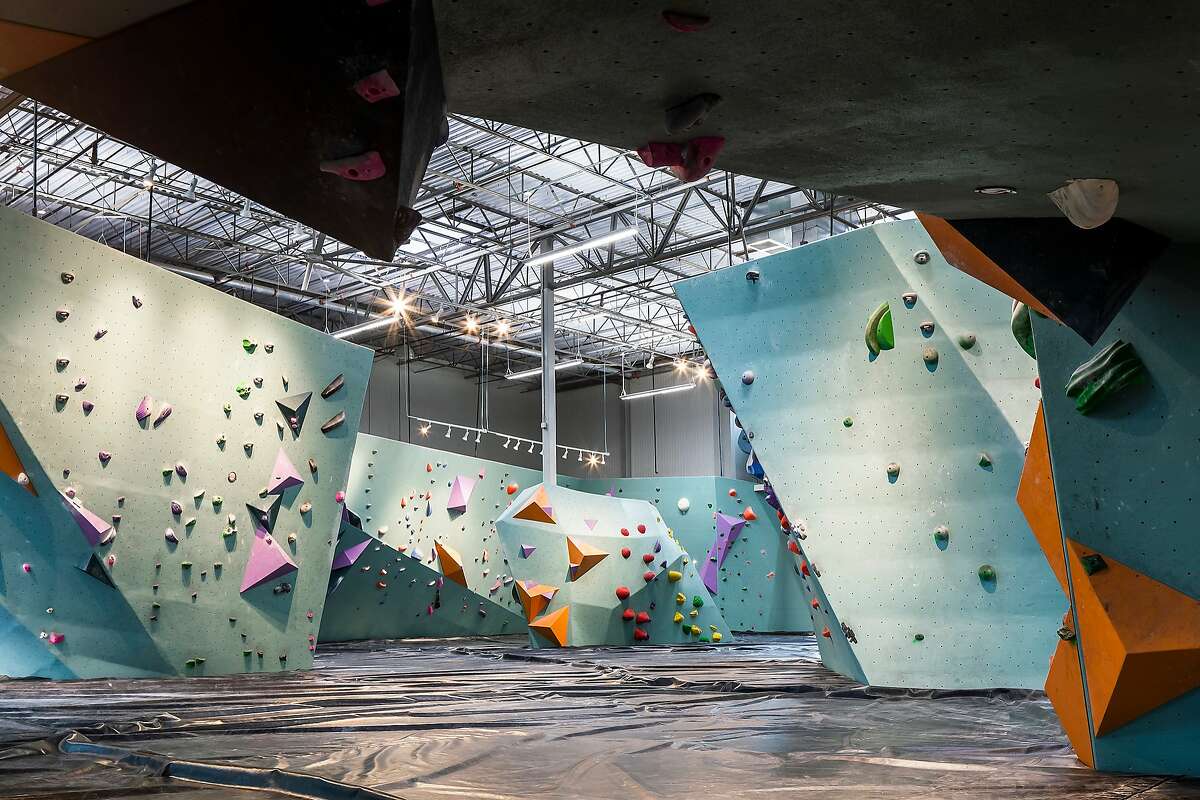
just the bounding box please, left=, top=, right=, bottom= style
left=540, top=248, right=557, bottom=484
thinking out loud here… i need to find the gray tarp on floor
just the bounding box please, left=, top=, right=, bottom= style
left=0, top=635, right=1196, bottom=799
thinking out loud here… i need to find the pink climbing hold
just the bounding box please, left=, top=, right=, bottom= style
left=21, top=563, right=31, bottom=573
left=320, top=151, right=387, bottom=181
left=98, top=450, right=111, bottom=464
left=811, top=598, right=820, bottom=609
left=240, top=524, right=298, bottom=593
left=636, top=141, right=687, bottom=168
left=620, top=527, right=630, bottom=537
left=48, top=632, right=65, bottom=645
left=335, top=490, right=345, bottom=503
left=266, top=448, right=305, bottom=495
left=637, top=524, right=647, bottom=534
left=642, top=553, right=655, bottom=564
left=135, top=395, right=152, bottom=422
left=661, top=9, right=711, bottom=32
left=153, top=403, right=173, bottom=427
left=446, top=475, right=477, bottom=511
left=519, top=544, right=537, bottom=558
left=331, top=539, right=369, bottom=570
left=61, top=492, right=113, bottom=547
left=353, top=69, right=401, bottom=103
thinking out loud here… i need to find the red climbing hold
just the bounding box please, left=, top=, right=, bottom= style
left=642, top=553, right=655, bottom=564
left=633, top=627, right=650, bottom=641
left=728, top=488, right=737, bottom=497
left=636, top=611, right=651, bottom=624
left=620, top=527, right=630, bottom=536
left=800, top=560, right=810, bottom=577
left=621, top=547, right=632, bottom=559
left=353, top=69, right=401, bottom=103
left=688, top=324, right=696, bottom=334
left=811, top=598, right=821, bottom=609
left=643, top=570, right=656, bottom=582
left=742, top=507, right=757, bottom=522
left=637, top=524, right=647, bottom=534
left=822, top=626, right=832, bottom=639
left=636, top=141, right=687, bottom=168
left=615, top=586, right=631, bottom=600
left=670, top=136, right=725, bottom=182
left=622, top=608, right=636, bottom=621
left=426, top=463, right=432, bottom=472
left=788, top=540, right=801, bottom=555
left=661, top=9, right=711, bottom=32
left=320, top=151, right=387, bottom=182
left=506, top=483, right=519, bottom=494
left=1034, top=376, right=1041, bottom=389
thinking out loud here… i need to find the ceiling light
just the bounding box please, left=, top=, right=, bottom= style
left=528, top=441, right=536, bottom=453
left=462, top=428, right=470, bottom=441
left=577, top=450, right=583, bottom=462
left=331, top=313, right=402, bottom=340
left=505, top=357, right=584, bottom=380
left=495, top=320, right=511, bottom=336
left=419, top=424, right=431, bottom=436
left=587, top=453, right=599, bottom=467
left=464, top=317, right=478, bottom=332
left=524, top=227, right=637, bottom=267
left=561, top=448, right=568, bottom=460
left=475, top=431, right=482, bottom=443
left=974, top=186, right=1017, bottom=196
left=503, top=437, right=511, bottom=449
left=444, top=426, right=452, bottom=439
left=620, top=382, right=696, bottom=401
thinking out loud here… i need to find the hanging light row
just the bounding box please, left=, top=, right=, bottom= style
left=410, top=416, right=609, bottom=465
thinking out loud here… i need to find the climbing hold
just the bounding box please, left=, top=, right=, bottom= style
left=98, top=450, right=112, bottom=464
left=506, top=482, right=519, bottom=494
left=94, top=329, right=107, bottom=340
left=661, top=9, right=710, bottom=32
left=864, top=302, right=894, bottom=356
left=48, top=632, right=65, bottom=645
left=741, top=370, right=755, bottom=385
left=957, top=333, right=977, bottom=350
left=821, top=626, right=832, bottom=639
left=664, top=92, right=722, bottom=135
left=842, top=417, right=853, bottom=427
left=677, top=497, right=690, bottom=512
left=742, top=507, right=757, bottom=522
left=810, top=597, right=820, bottom=609
left=354, top=68, right=402, bottom=103
left=667, top=570, right=682, bottom=582
left=745, top=267, right=761, bottom=283
left=978, top=564, right=997, bottom=582
left=675, top=592, right=686, bottom=605
left=633, top=627, right=650, bottom=641
left=1079, top=553, right=1108, bottom=575
left=615, top=586, right=631, bottom=600
left=642, top=553, right=655, bottom=564
left=1065, top=340, right=1146, bottom=414
left=242, top=338, right=257, bottom=353
left=800, top=560, right=810, bottom=577
left=164, top=528, right=178, bottom=543
left=673, top=612, right=684, bottom=623
left=643, top=570, right=656, bottom=582
left=321, top=373, right=345, bottom=398
left=170, top=500, right=182, bottom=515
left=622, top=608, right=636, bottom=621
left=711, top=632, right=722, bottom=642
left=620, top=547, right=631, bottom=559
left=175, top=463, right=187, bottom=478
left=934, top=525, right=950, bottom=545
left=1048, top=178, right=1119, bottom=229
left=692, top=595, right=704, bottom=608
left=1058, top=626, right=1077, bottom=642
left=61, top=272, right=75, bottom=284
left=321, top=411, right=346, bottom=433
left=1010, top=300, right=1036, bottom=358
left=922, top=346, right=939, bottom=367
left=635, top=611, right=651, bottom=624
left=55, top=308, right=70, bottom=321
left=81, top=400, right=94, bottom=413
left=320, top=151, right=386, bottom=181
left=886, top=462, right=900, bottom=479
left=637, top=524, right=647, bottom=534
left=335, top=490, right=345, bottom=503
left=901, top=292, right=918, bottom=308
left=920, top=321, right=935, bottom=337
left=914, top=633, right=925, bottom=642
left=299, top=501, right=312, bottom=514
left=236, top=383, right=251, bottom=399
left=978, top=452, right=992, bottom=469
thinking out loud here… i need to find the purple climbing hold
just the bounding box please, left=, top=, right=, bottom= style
left=170, top=500, right=182, bottom=515
left=741, top=370, right=755, bottom=385
left=175, top=463, right=187, bottom=478
left=98, top=450, right=112, bottom=464
left=698, top=512, right=746, bottom=595
left=519, top=544, right=536, bottom=558
left=266, top=448, right=305, bottom=495
left=60, top=491, right=113, bottom=547
left=240, top=524, right=298, bottom=592
left=153, top=403, right=173, bottom=427
left=94, top=329, right=107, bottom=340
left=446, top=475, right=477, bottom=511
left=81, top=400, right=94, bottom=413
left=135, top=395, right=152, bottom=422
left=164, top=527, right=178, bottom=543
left=331, top=539, right=370, bottom=570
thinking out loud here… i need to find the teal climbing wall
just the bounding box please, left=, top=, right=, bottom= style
left=1032, top=244, right=1200, bottom=776
left=321, top=435, right=807, bottom=641
left=675, top=219, right=1062, bottom=689
left=0, top=206, right=371, bottom=678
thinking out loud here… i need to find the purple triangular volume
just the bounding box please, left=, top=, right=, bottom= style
left=240, top=524, right=298, bottom=592
left=519, top=544, right=536, bottom=558
left=583, top=518, right=598, bottom=531
left=60, top=491, right=112, bottom=546
left=699, top=512, right=746, bottom=595
left=266, top=448, right=305, bottom=495
left=446, top=475, right=477, bottom=511
left=331, top=539, right=370, bottom=570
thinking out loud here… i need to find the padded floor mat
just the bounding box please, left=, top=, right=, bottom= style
left=0, top=635, right=1196, bottom=799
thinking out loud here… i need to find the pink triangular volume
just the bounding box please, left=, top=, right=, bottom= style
left=331, top=539, right=370, bottom=570
left=266, top=448, right=305, bottom=495
left=240, top=525, right=298, bottom=592
left=60, top=491, right=112, bottom=546
left=446, top=475, right=477, bottom=511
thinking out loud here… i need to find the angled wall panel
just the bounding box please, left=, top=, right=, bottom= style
left=675, top=219, right=1061, bottom=689
left=0, top=206, right=371, bottom=678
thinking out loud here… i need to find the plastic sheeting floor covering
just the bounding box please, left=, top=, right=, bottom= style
left=0, top=634, right=1197, bottom=800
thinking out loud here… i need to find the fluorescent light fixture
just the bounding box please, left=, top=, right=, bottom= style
left=332, top=313, right=402, bottom=340
left=524, top=228, right=637, bottom=267
left=505, top=357, right=584, bottom=380
left=620, top=382, right=696, bottom=401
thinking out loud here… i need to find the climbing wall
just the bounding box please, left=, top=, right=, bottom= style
left=675, top=219, right=1062, bottom=689
left=1028, top=243, right=1200, bottom=777
left=569, top=476, right=809, bottom=633
left=321, top=435, right=806, bottom=641
left=0, top=206, right=371, bottom=678
left=496, top=483, right=731, bottom=647
left=319, top=434, right=536, bottom=640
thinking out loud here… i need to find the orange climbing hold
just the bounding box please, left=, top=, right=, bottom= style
left=515, top=580, right=559, bottom=622
left=434, top=541, right=467, bottom=587
left=821, top=626, right=832, bottom=638
left=425, top=463, right=432, bottom=472
left=742, top=507, right=757, bottom=521
left=529, top=606, right=569, bottom=647
left=506, top=483, right=519, bottom=495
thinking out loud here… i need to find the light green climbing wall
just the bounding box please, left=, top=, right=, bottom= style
left=0, top=206, right=371, bottom=678
left=675, top=219, right=1062, bottom=689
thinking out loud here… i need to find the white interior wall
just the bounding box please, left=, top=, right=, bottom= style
left=359, top=357, right=738, bottom=480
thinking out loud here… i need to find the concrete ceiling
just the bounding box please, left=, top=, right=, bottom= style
left=434, top=1, right=1200, bottom=241
left=0, top=1, right=189, bottom=36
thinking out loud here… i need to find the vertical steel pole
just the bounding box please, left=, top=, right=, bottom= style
left=540, top=244, right=557, bottom=484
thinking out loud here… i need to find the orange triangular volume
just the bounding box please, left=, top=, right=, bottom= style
left=1067, top=540, right=1200, bottom=736
left=1017, top=403, right=1066, bottom=593
left=1044, top=638, right=1095, bottom=767
left=531, top=485, right=552, bottom=512
left=434, top=541, right=467, bottom=587
left=513, top=500, right=556, bottom=525
left=529, top=606, right=569, bottom=647
left=514, top=581, right=558, bottom=621
left=0, top=21, right=90, bottom=81
left=916, top=212, right=1060, bottom=322
left=566, top=536, right=608, bottom=581
left=0, top=420, right=36, bottom=496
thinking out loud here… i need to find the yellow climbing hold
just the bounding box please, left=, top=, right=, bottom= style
left=667, top=570, right=682, bottom=582
left=673, top=612, right=684, bottom=623
left=675, top=592, right=686, bottom=605
left=712, top=632, right=722, bottom=642
left=689, top=609, right=699, bottom=618
left=690, top=625, right=701, bottom=635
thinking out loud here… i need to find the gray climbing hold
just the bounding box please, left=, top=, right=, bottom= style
left=902, top=292, right=918, bottom=308
left=741, top=370, right=755, bottom=385
left=60, top=272, right=75, bottom=284
left=919, top=321, right=935, bottom=337
left=131, top=296, right=143, bottom=309
left=322, top=373, right=345, bottom=399
left=934, top=525, right=950, bottom=545
left=56, top=309, right=70, bottom=322
left=957, top=333, right=977, bottom=350
left=922, top=346, right=939, bottom=367
left=664, top=92, right=722, bottom=135
left=56, top=358, right=69, bottom=371
left=321, top=410, right=347, bottom=433
left=886, top=462, right=900, bottom=479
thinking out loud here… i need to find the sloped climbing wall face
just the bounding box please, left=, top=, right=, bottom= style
left=1031, top=244, right=1200, bottom=777
left=675, top=219, right=1061, bottom=689
left=320, top=434, right=536, bottom=640
left=568, top=476, right=809, bottom=633
left=0, top=206, right=371, bottom=679
left=496, top=483, right=731, bottom=647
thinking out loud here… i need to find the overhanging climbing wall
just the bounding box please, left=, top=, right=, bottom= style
left=675, top=219, right=1062, bottom=689
left=1028, top=243, right=1200, bottom=777
left=496, top=483, right=731, bottom=647
left=0, top=206, right=371, bottom=678
left=320, top=435, right=805, bottom=642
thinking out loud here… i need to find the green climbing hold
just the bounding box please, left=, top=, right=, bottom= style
left=977, top=564, right=997, bottom=582
left=842, top=417, right=853, bottom=428
left=1010, top=300, right=1036, bottom=359
left=185, top=659, right=197, bottom=668
left=692, top=595, right=704, bottom=608
left=1079, top=553, right=1108, bottom=575
left=1066, top=339, right=1146, bottom=415
left=236, top=383, right=251, bottom=399
left=913, top=633, right=925, bottom=642
left=181, top=561, right=192, bottom=569
left=978, top=452, right=992, bottom=469
left=957, top=333, right=976, bottom=350
left=242, top=338, right=257, bottom=353
left=864, top=302, right=895, bottom=356
left=161, top=467, right=172, bottom=477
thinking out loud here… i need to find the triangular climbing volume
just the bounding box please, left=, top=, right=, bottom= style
left=266, top=448, right=305, bottom=495
left=240, top=525, right=298, bottom=592
left=566, top=536, right=608, bottom=580
left=246, top=494, right=283, bottom=532
left=529, top=606, right=569, bottom=647
left=0, top=419, right=35, bottom=495
left=60, top=492, right=112, bottom=546
left=434, top=541, right=468, bottom=587
left=513, top=499, right=557, bottom=525
left=331, top=539, right=370, bottom=570
left=514, top=580, right=558, bottom=621
left=275, top=392, right=312, bottom=436
left=77, top=552, right=116, bottom=588
left=446, top=475, right=476, bottom=511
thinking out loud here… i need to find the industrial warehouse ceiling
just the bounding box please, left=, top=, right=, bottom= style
left=0, top=87, right=896, bottom=384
